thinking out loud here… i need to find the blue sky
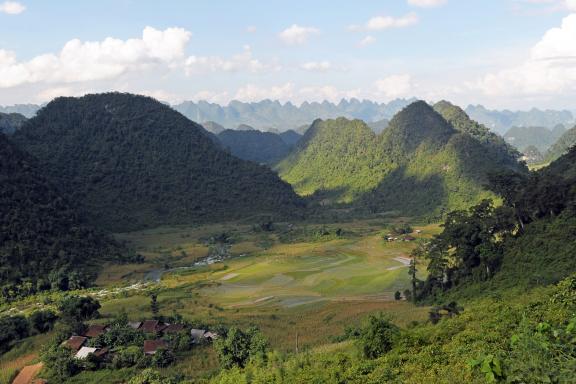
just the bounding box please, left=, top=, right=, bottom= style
left=1, top=0, right=575, bottom=109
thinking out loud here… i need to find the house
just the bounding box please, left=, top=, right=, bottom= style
left=163, top=323, right=185, bottom=334
left=143, top=339, right=168, bottom=355
left=84, top=324, right=107, bottom=338
left=204, top=331, right=219, bottom=341
left=141, top=320, right=160, bottom=333
left=128, top=321, right=142, bottom=330
left=190, top=329, right=206, bottom=344
left=74, top=347, right=98, bottom=360
left=62, top=336, right=87, bottom=352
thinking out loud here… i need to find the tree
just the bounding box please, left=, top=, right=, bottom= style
left=128, top=369, right=176, bottom=384
left=0, top=315, right=29, bottom=353
left=59, top=296, right=101, bottom=322
left=152, top=348, right=175, bottom=368
left=29, top=310, right=58, bottom=334
left=150, top=293, right=159, bottom=318
left=359, top=312, right=400, bottom=359
left=41, top=343, right=80, bottom=381
left=394, top=291, right=401, bottom=300
left=214, top=327, right=269, bottom=368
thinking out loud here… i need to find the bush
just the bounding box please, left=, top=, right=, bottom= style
left=359, top=312, right=400, bottom=359
left=214, top=327, right=268, bottom=368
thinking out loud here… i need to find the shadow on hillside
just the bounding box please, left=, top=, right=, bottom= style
left=359, top=166, right=447, bottom=218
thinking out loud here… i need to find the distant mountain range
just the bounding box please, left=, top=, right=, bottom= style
left=466, top=105, right=574, bottom=135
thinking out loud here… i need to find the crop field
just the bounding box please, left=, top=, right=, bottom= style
left=96, top=219, right=438, bottom=351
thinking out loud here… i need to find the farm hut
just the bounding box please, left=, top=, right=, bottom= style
left=144, top=339, right=168, bottom=355
left=84, top=324, right=108, bottom=338
left=74, top=347, right=98, bottom=360
left=62, top=336, right=87, bottom=352
left=190, top=329, right=206, bottom=344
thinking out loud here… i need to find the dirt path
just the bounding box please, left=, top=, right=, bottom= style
left=11, top=362, right=43, bottom=384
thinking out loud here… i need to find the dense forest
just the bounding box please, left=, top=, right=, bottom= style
left=277, top=101, right=525, bottom=217
left=544, top=124, right=576, bottom=163
left=14, top=93, right=304, bottom=232
left=0, top=133, right=122, bottom=299
left=0, top=112, right=27, bottom=134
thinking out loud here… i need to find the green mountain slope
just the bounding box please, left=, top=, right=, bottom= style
left=0, top=112, right=27, bottom=134
left=0, top=133, right=121, bottom=296
left=503, top=125, right=564, bottom=153
left=277, top=101, right=525, bottom=215
left=278, top=129, right=302, bottom=147
left=544, top=125, right=576, bottom=162
left=217, top=129, right=290, bottom=164
left=14, top=93, right=303, bottom=232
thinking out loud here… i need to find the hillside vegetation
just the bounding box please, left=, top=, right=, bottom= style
left=544, top=124, right=576, bottom=162
left=0, top=133, right=121, bottom=299
left=277, top=101, right=525, bottom=216
left=14, top=93, right=303, bottom=232
left=0, top=112, right=27, bottom=134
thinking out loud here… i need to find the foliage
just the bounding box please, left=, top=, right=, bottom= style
left=0, top=112, right=27, bottom=134
left=214, top=327, right=269, bottom=369
left=277, top=101, right=524, bottom=217
left=358, top=312, right=400, bottom=359
left=128, top=369, right=177, bottom=384
left=41, top=342, right=80, bottom=381
left=29, top=310, right=58, bottom=334
left=111, top=346, right=149, bottom=369
left=0, top=315, right=29, bottom=354
left=544, top=124, right=576, bottom=162
left=14, top=93, right=304, bottom=232
left=59, top=296, right=101, bottom=322
left=0, top=133, right=122, bottom=299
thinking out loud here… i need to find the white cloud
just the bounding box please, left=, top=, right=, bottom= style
left=0, top=26, right=191, bottom=88
left=359, top=35, right=376, bottom=47
left=300, top=61, right=332, bottom=72
left=473, top=14, right=576, bottom=97
left=374, top=74, right=414, bottom=99
left=349, top=13, right=419, bottom=31
left=235, top=82, right=295, bottom=102
left=566, top=0, right=576, bottom=11
left=0, top=1, right=25, bottom=14
left=407, top=0, right=447, bottom=8
left=184, top=45, right=280, bottom=75
left=279, top=24, right=320, bottom=45
left=37, top=87, right=86, bottom=102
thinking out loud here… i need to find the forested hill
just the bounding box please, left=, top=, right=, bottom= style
left=0, top=133, right=121, bottom=297
left=277, top=101, right=525, bottom=216
left=544, top=124, right=576, bottom=163
left=217, top=129, right=290, bottom=164
left=0, top=112, right=27, bottom=134
left=14, top=93, right=304, bottom=232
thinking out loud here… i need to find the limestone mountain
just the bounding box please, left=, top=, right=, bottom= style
left=544, top=125, right=576, bottom=163
left=277, top=101, right=525, bottom=216
left=14, top=93, right=303, bottom=232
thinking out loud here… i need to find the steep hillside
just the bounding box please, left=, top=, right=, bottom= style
left=14, top=93, right=303, bottom=232
left=277, top=101, right=525, bottom=215
left=217, top=129, right=290, bottom=164
left=544, top=125, right=576, bottom=162
left=367, top=118, right=389, bottom=134
left=504, top=125, right=564, bottom=152
left=0, top=112, right=27, bottom=134
left=0, top=133, right=121, bottom=295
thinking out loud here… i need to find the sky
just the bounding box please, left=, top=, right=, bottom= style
left=1, top=0, right=576, bottom=109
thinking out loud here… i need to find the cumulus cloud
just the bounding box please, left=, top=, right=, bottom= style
left=473, top=14, right=576, bottom=97
left=279, top=24, right=320, bottom=45
left=185, top=45, right=279, bottom=75
left=359, top=35, right=376, bottom=47
left=407, top=0, right=447, bottom=7
left=349, top=13, right=419, bottom=31
left=0, top=1, right=25, bottom=14
left=0, top=26, right=191, bottom=88
left=300, top=61, right=332, bottom=72
left=374, top=74, right=414, bottom=99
